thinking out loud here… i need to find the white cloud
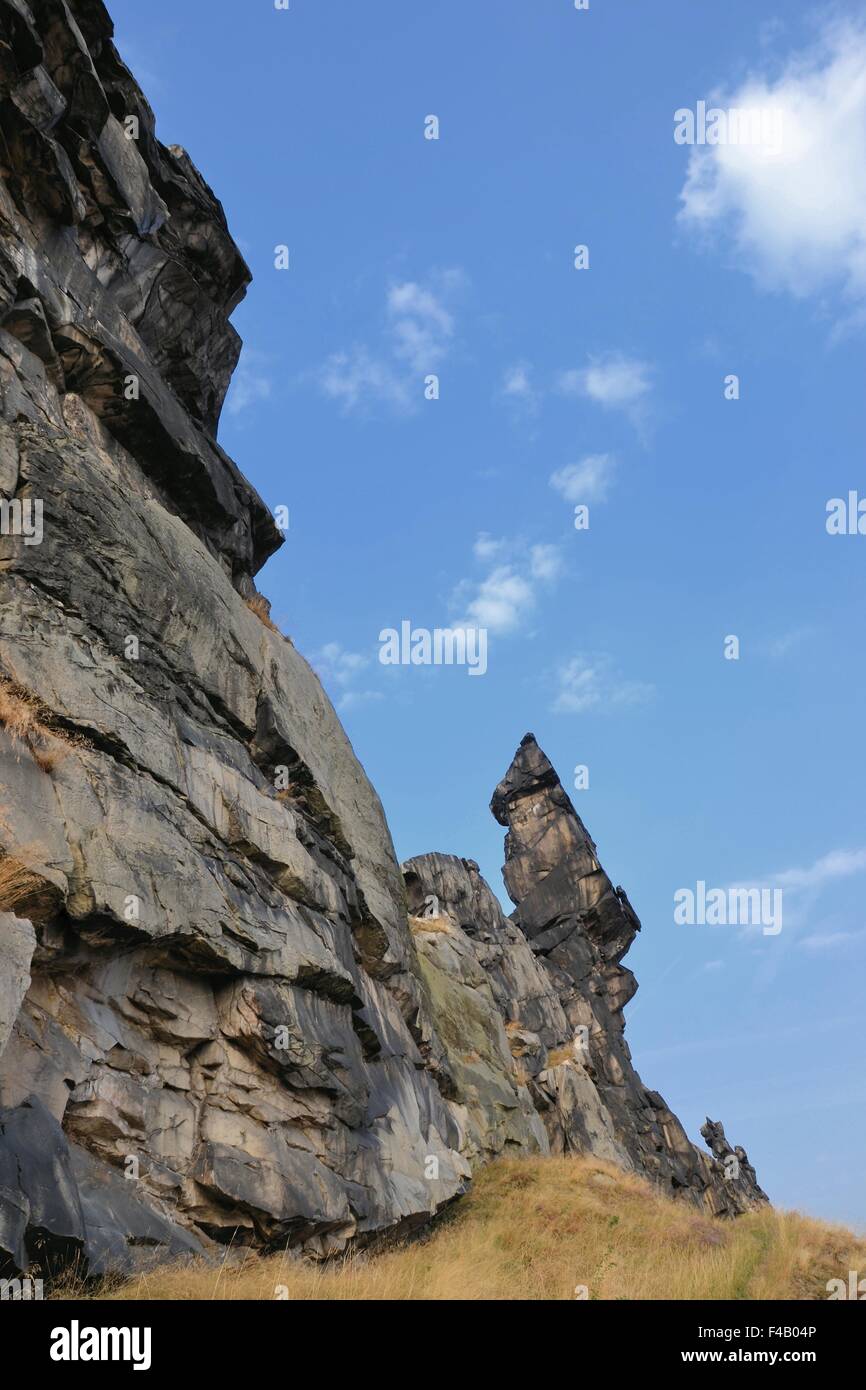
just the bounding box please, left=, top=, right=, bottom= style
left=337, top=689, right=384, bottom=712
left=386, top=280, right=454, bottom=371
left=312, top=643, right=383, bottom=713
left=557, top=354, right=653, bottom=432
left=549, top=454, right=616, bottom=504
left=318, top=349, right=412, bottom=414
left=727, top=847, right=866, bottom=941
left=800, top=929, right=862, bottom=952
left=225, top=348, right=272, bottom=417
left=458, top=565, right=535, bottom=635
left=500, top=362, right=539, bottom=414
left=552, top=654, right=654, bottom=715
left=312, top=642, right=370, bottom=685
left=529, top=543, right=563, bottom=582
left=502, top=363, right=534, bottom=398
left=473, top=532, right=507, bottom=563
left=774, top=848, right=866, bottom=893
left=678, top=20, right=866, bottom=313
left=727, top=849, right=866, bottom=905
left=453, top=534, right=562, bottom=636
left=316, top=272, right=462, bottom=413
left=559, top=354, right=652, bottom=409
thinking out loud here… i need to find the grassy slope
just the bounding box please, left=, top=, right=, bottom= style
left=85, top=1157, right=866, bottom=1302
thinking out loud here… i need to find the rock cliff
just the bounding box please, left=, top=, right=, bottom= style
left=0, top=0, right=765, bottom=1280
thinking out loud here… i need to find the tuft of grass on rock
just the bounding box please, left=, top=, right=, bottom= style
left=245, top=593, right=280, bottom=633
left=408, top=913, right=454, bottom=935
left=0, top=678, right=84, bottom=773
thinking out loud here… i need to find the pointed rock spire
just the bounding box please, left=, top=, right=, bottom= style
left=491, top=733, right=639, bottom=966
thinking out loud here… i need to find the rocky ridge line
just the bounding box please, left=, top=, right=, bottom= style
left=405, top=733, right=766, bottom=1217
left=0, top=0, right=764, bottom=1280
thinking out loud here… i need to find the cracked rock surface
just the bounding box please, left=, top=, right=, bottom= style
left=0, top=0, right=765, bottom=1278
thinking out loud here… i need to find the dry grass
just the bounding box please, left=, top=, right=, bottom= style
left=245, top=593, right=280, bottom=633
left=0, top=852, right=52, bottom=916
left=546, top=1043, right=579, bottom=1067
left=85, top=1156, right=866, bottom=1302
left=0, top=679, right=81, bottom=773
left=409, top=913, right=454, bottom=935
left=0, top=833, right=62, bottom=920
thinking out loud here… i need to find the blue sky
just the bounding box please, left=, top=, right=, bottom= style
left=112, top=0, right=866, bottom=1230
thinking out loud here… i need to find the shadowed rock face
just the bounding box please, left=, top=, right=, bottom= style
left=0, top=2, right=764, bottom=1279
left=0, top=0, right=278, bottom=581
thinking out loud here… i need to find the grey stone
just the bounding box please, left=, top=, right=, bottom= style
left=0, top=910, right=35, bottom=1058
left=0, top=1, right=766, bottom=1281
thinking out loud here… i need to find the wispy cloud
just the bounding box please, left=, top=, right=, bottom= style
left=112, top=34, right=163, bottom=93
left=529, top=543, right=563, bottom=582
left=552, top=654, right=655, bottom=715
left=678, top=19, right=866, bottom=324
left=549, top=453, right=616, bottom=505
left=225, top=348, right=272, bottom=417
left=728, top=848, right=866, bottom=941
left=764, top=627, right=814, bottom=660
left=473, top=532, right=508, bottom=563
left=499, top=362, right=539, bottom=415
left=774, top=848, right=866, bottom=893
left=387, top=280, right=455, bottom=371
left=502, top=363, right=534, bottom=399
left=312, top=642, right=382, bottom=711
left=453, top=534, right=563, bottom=636
left=316, top=271, right=463, bottom=414
left=313, top=642, right=369, bottom=685
left=557, top=353, right=653, bottom=430
left=455, top=566, right=535, bottom=636
left=337, top=689, right=385, bottom=711
left=800, top=929, right=863, bottom=952
left=317, top=349, right=411, bottom=414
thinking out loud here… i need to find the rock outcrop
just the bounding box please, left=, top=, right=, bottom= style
left=405, top=734, right=767, bottom=1218
left=0, top=0, right=765, bottom=1280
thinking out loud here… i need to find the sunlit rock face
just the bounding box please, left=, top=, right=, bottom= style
left=0, top=1, right=764, bottom=1280
left=0, top=0, right=471, bottom=1276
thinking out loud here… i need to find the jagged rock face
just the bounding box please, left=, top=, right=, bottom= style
left=0, top=2, right=765, bottom=1280
left=0, top=0, right=277, bottom=579
left=405, top=735, right=768, bottom=1219
left=0, top=0, right=471, bottom=1276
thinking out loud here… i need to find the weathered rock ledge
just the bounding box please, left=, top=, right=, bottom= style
left=0, top=0, right=765, bottom=1279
